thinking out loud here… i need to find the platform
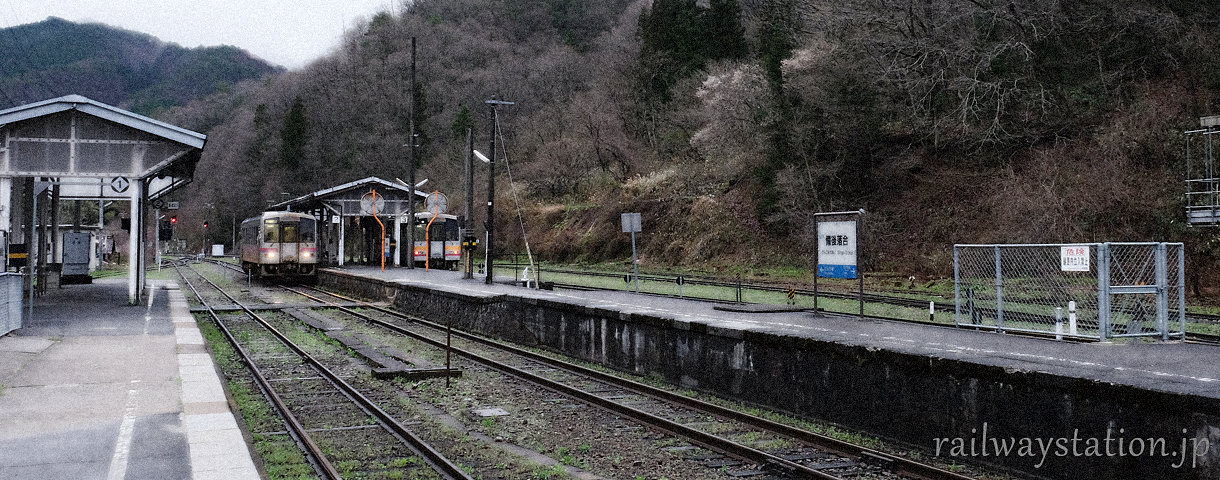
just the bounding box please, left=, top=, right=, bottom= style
left=334, top=266, right=1220, bottom=399
left=323, top=265, right=1220, bottom=479
left=0, top=278, right=259, bottom=480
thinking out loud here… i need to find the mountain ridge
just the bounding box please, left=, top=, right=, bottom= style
left=0, top=17, right=281, bottom=115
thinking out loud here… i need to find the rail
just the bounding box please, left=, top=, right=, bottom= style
left=294, top=285, right=978, bottom=480
left=175, top=261, right=473, bottom=480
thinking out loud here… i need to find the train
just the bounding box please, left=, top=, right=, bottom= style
left=239, top=211, right=319, bottom=280
left=411, top=211, right=461, bottom=269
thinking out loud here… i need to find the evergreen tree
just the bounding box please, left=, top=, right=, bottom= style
left=637, top=0, right=707, bottom=101
left=451, top=106, right=473, bottom=139
left=704, top=0, right=747, bottom=61
left=758, top=0, right=796, bottom=96
left=755, top=0, right=798, bottom=228
left=248, top=103, right=271, bottom=165
left=280, top=96, right=308, bottom=171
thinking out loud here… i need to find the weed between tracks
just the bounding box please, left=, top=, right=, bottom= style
left=192, top=303, right=561, bottom=477
left=198, top=316, right=315, bottom=479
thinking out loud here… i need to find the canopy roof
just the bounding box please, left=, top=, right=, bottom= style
left=0, top=94, right=206, bottom=199
left=274, top=176, right=429, bottom=217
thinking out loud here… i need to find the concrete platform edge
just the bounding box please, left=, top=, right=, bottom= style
left=164, top=282, right=261, bottom=480
left=320, top=267, right=1220, bottom=480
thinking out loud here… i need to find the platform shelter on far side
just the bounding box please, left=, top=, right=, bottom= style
left=273, top=177, right=426, bottom=267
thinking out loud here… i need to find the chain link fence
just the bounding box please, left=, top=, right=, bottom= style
left=954, top=243, right=1185, bottom=341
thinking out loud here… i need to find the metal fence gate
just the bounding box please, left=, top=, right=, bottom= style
left=954, top=243, right=1185, bottom=341
left=0, top=273, right=22, bottom=336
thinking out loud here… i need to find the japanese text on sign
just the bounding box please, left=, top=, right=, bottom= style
left=1060, top=245, right=1090, bottom=272
left=817, top=221, right=857, bottom=279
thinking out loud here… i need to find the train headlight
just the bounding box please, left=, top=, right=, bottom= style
left=264, top=251, right=277, bottom=259
left=302, top=251, right=313, bottom=259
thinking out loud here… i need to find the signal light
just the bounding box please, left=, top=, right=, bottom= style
left=170, top=216, right=177, bottom=224
left=203, top=222, right=209, bottom=228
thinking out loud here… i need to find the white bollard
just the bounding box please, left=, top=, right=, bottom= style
left=929, top=301, right=935, bottom=323
left=1068, top=301, right=1078, bottom=335
left=1055, top=307, right=1064, bottom=340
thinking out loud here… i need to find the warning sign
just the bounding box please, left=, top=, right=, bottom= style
left=1060, top=245, right=1090, bottom=272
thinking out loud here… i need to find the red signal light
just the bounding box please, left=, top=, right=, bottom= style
left=170, top=216, right=177, bottom=224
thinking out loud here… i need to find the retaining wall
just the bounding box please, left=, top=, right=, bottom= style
left=320, top=270, right=1220, bottom=479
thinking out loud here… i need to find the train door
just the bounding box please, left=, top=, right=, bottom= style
left=429, top=218, right=445, bottom=265
left=441, top=219, right=461, bottom=266
left=279, top=219, right=300, bottom=263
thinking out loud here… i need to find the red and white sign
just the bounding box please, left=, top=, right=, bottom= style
left=1060, top=245, right=1090, bottom=272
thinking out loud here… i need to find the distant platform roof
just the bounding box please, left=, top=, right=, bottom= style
left=274, top=176, right=428, bottom=217
left=0, top=94, right=206, bottom=198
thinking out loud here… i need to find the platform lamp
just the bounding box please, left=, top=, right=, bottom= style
left=471, top=149, right=491, bottom=280
left=484, top=97, right=514, bottom=285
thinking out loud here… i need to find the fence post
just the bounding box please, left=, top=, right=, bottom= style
left=953, top=246, right=960, bottom=327
left=1156, top=242, right=1169, bottom=341
left=1069, top=301, right=1077, bottom=335
left=1098, top=243, right=1111, bottom=341
left=1178, top=243, right=1187, bottom=339
left=994, top=245, right=1004, bottom=332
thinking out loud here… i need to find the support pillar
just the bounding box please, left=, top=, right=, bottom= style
left=393, top=214, right=402, bottom=267
left=127, top=178, right=143, bottom=304
left=338, top=216, right=346, bottom=266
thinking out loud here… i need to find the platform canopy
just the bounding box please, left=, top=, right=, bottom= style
left=273, top=176, right=426, bottom=216
left=0, top=94, right=206, bottom=306
left=0, top=94, right=205, bottom=199
left=273, top=177, right=431, bottom=268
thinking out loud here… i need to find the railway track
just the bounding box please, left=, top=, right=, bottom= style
left=281, top=282, right=978, bottom=480
left=174, top=261, right=473, bottom=480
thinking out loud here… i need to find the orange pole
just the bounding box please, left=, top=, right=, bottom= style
left=424, top=209, right=439, bottom=271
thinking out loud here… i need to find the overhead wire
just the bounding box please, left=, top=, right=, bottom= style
left=494, top=107, right=540, bottom=287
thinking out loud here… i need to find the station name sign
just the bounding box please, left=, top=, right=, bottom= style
left=817, top=221, right=857, bottom=279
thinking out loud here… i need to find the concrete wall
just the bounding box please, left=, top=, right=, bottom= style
left=320, top=270, right=1220, bottom=480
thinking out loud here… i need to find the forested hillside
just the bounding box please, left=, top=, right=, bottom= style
left=0, top=17, right=281, bottom=115
left=160, top=0, right=1220, bottom=290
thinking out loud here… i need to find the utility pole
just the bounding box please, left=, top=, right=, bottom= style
left=463, top=127, right=474, bottom=279
left=484, top=97, right=514, bottom=285
left=406, top=36, right=417, bottom=269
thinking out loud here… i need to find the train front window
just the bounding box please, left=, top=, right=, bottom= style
left=263, top=219, right=279, bottom=243
left=263, top=217, right=315, bottom=243
left=282, top=222, right=299, bottom=243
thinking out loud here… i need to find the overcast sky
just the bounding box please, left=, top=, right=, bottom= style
left=0, top=0, right=402, bottom=69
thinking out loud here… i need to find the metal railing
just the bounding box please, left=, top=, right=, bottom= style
left=488, top=255, right=959, bottom=324
left=954, top=243, right=1185, bottom=341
